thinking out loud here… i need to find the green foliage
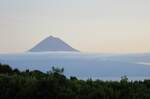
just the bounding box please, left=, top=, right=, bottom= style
left=0, top=63, right=13, bottom=74
left=47, top=66, right=64, bottom=75
left=0, top=63, right=150, bottom=99
left=121, top=75, right=128, bottom=82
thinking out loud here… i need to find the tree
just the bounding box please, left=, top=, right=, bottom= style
left=0, top=64, right=13, bottom=74
left=121, top=75, right=128, bottom=82
left=47, top=66, right=64, bottom=75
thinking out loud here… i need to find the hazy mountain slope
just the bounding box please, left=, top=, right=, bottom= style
left=29, top=36, right=79, bottom=52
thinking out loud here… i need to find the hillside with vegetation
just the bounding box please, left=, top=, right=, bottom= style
left=0, top=63, right=150, bottom=99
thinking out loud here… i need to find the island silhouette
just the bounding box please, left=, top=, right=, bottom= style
left=29, top=36, right=79, bottom=52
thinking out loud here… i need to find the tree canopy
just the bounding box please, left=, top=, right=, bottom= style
left=0, top=63, right=150, bottom=99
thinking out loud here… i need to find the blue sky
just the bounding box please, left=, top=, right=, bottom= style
left=0, top=0, right=150, bottom=53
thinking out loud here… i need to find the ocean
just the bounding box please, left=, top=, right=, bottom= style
left=0, top=52, right=150, bottom=81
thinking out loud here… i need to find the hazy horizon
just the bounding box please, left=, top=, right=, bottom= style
left=0, top=0, right=150, bottom=53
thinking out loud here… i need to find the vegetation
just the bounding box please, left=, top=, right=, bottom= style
left=0, top=63, right=150, bottom=99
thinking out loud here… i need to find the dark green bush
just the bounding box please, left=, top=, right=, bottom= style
left=0, top=63, right=150, bottom=99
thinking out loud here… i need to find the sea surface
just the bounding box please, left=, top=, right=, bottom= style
left=0, top=52, right=150, bottom=81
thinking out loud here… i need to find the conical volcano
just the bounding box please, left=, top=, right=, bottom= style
left=29, top=36, right=79, bottom=52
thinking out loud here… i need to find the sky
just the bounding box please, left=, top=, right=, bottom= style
left=0, top=0, right=150, bottom=53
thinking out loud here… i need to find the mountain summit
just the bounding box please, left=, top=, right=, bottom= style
left=29, top=36, right=79, bottom=52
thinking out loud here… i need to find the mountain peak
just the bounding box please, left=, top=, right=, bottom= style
left=29, top=36, right=79, bottom=52
left=47, top=35, right=55, bottom=39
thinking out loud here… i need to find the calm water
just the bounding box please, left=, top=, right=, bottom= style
left=0, top=52, right=150, bottom=81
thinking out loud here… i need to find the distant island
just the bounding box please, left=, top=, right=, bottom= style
left=29, top=36, right=79, bottom=52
